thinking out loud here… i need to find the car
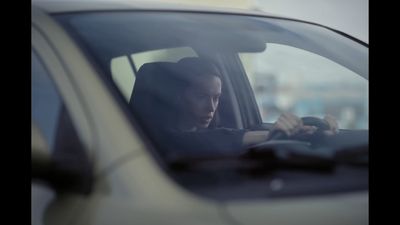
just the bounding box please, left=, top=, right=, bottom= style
left=31, top=1, right=368, bottom=225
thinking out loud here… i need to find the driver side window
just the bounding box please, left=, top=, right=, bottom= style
left=239, top=43, right=368, bottom=129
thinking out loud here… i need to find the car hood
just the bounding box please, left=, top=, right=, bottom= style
left=224, top=191, right=368, bottom=225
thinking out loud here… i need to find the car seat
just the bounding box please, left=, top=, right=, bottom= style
left=129, top=62, right=180, bottom=131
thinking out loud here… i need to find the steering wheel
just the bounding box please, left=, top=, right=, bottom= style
left=301, top=116, right=330, bottom=130
left=244, top=117, right=331, bottom=157
left=268, top=116, right=330, bottom=140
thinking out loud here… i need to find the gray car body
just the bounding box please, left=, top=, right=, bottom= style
left=31, top=1, right=368, bottom=225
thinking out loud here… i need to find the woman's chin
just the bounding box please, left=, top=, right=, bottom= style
left=197, top=121, right=211, bottom=128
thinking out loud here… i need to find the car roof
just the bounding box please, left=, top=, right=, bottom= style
left=32, top=0, right=284, bottom=18
left=32, top=1, right=367, bottom=48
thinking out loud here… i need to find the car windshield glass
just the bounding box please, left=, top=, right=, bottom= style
left=55, top=12, right=368, bottom=197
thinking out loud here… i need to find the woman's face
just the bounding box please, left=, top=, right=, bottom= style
left=182, top=75, right=222, bottom=129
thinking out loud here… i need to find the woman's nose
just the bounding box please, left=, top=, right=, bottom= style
left=205, top=98, right=217, bottom=112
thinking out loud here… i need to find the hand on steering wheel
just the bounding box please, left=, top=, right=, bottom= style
left=267, top=113, right=338, bottom=141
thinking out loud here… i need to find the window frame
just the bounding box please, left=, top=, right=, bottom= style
left=32, top=24, right=95, bottom=193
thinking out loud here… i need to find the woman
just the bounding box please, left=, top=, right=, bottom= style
left=160, top=57, right=338, bottom=159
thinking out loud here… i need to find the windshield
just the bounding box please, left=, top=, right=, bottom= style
left=55, top=12, right=368, bottom=199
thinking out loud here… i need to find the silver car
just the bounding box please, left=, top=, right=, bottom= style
left=32, top=1, right=368, bottom=225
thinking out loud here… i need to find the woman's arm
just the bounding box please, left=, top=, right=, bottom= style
left=242, top=113, right=339, bottom=146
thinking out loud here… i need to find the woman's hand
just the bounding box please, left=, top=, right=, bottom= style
left=267, top=113, right=307, bottom=139
left=322, top=114, right=339, bottom=136
left=267, top=113, right=339, bottom=140
left=242, top=113, right=339, bottom=145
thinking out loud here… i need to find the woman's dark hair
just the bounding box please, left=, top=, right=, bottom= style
left=174, top=57, right=222, bottom=88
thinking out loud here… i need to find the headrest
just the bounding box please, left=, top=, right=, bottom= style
left=129, top=62, right=181, bottom=129
left=131, top=62, right=177, bottom=97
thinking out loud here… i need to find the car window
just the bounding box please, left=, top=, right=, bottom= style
left=111, top=56, right=137, bottom=101
left=239, top=43, right=368, bottom=129
left=32, top=50, right=87, bottom=158
left=31, top=50, right=58, bottom=225
left=32, top=51, right=62, bottom=151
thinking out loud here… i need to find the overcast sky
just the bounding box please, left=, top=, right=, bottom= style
left=255, top=0, right=368, bottom=43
